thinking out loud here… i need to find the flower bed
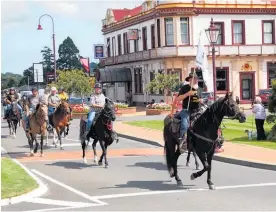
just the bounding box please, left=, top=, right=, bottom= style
left=146, top=103, right=171, bottom=116
left=114, top=102, right=136, bottom=115
left=71, top=104, right=89, bottom=119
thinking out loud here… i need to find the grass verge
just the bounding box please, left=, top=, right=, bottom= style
left=1, top=157, right=38, bottom=199
left=125, top=116, right=276, bottom=150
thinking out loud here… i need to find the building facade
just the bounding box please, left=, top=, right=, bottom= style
left=100, top=0, right=276, bottom=105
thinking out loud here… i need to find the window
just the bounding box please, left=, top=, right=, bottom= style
left=180, top=17, right=189, bottom=45
left=117, top=34, right=122, bottom=55
left=151, top=24, right=155, bottom=49
left=232, top=21, right=245, bottom=44
left=149, top=70, right=155, bottom=94
left=268, top=62, right=276, bottom=88
left=216, top=68, right=229, bottom=92
left=142, top=27, right=147, bottom=51
left=134, top=68, right=143, bottom=93
left=134, top=39, right=139, bottom=52
left=157, top=19, right=161, bottom=47
left=214, top=22, right=225, bottom=45
left=123, top=33, right=129, bottom=54
left=191, top=68, right=205, bottom=89
left=262, top=21, right=275, bottom=44
left=165, top=18, right=174, bottom=46
left=107, top=38, right=111, bottom=57
left=112, top=37, right=116, bottom=56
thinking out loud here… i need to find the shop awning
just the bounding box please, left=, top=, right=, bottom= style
left=99, top=67, right=132, bottom=83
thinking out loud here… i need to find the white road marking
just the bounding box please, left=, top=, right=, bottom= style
left=31, top=169, right=106, bottom=206
left=22, top=206, right=79, bottom=212
left=1, top=146, right=7, bottom=154
left=25, top=197, right=94, bottom=207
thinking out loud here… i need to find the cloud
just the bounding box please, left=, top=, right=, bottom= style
left=36, top=1, right=80, bottom=16
left=1, top=1, right=30, bottom=28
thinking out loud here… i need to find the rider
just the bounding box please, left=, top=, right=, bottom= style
left=3, top=87, right=23, bottom=119
left=58, top=87, right=69, bottom=101
left=23, top=87, right=45, bottom=132
left=48, top=87, right=61, bottom=116
left=170, top=72, right=200, bottom=154
left=84, top=83, right=106, bottom=138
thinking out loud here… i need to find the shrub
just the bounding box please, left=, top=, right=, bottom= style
left=266, top=79, right=276, bottom=141
left=146, top=103, right=171, bottom=110
left=114, top=102, right=129, bottom=109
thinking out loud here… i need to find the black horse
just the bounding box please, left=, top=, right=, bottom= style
left=6, top=101, right=20, bottom=139
left=164, top=93, right=246, bottom=189
left=79, top=98, right=118, bottom=168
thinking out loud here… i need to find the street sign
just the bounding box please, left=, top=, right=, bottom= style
left=94, top=44, right=105, bottom=59
left=33, top=63, right=44, bottom=83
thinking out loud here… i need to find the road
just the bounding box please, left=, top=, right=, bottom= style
left=1, top=119, right=276, bottom=211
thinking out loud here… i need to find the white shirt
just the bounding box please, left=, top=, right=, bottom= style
left=89, top=93, right=105, bottom=112
left=252, top=103, right=266, bottom=120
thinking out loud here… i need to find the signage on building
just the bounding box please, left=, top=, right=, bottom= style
left=241, top=63, right=253, bottom=71
left=128, top=29, right=139, bottom=40
left=94, top=44, right=105, bottom=59
left=33, top=63, right=44, bottom=83
left=47, top=72, right=55, bottom=83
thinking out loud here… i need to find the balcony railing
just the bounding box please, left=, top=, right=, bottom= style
left=102, top=45, right=276, bottom=66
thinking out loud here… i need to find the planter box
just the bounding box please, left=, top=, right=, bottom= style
left=146, top=109, right=170, bottom=116
left=72, top=113, right=86, bottom=119
left=116, top=107, right=136, bottom=114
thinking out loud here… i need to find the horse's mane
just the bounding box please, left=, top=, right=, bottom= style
left=54, top=102, right=68, bottom=116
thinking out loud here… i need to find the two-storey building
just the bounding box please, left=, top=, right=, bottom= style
left=100, top=0, right=276, bottom=106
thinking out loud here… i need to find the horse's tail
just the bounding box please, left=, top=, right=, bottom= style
left=163, top=123, right=174, bottom=173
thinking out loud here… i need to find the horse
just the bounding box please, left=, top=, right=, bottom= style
left=28, top=103, right=48, bottom=156
left=164, top=93, right=246, bottom=189
left=6, top=101, right=20, bottom=138
left=79, top=98, right=118, bottom=167
left=49, top=101, right=71, bottom=149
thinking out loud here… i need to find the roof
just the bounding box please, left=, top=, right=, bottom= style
left=112, top=6, right=142, bottom=22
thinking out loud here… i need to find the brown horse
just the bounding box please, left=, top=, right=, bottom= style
left=49, top=101, right=71, bottom=149
left=28, top=103, right=48, bottom=156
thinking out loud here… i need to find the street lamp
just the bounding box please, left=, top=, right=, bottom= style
left=205, top=18, right=220, bottom=99
left=37, top=14, right=57, bottom=82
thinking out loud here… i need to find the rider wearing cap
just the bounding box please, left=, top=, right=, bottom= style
left=83, top=83, right=106, bottom=138
left=58, top=87, right=69, bottom=102
left=170, top=72, right=201, bottom=153
left=48, top=87, right=61, bottom=116
left=3, top=87, right=23, bottom=119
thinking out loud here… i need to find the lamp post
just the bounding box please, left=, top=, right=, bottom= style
left=37, top=14, right=56, bottom=82
left=205, top=18, right=220, bottom=99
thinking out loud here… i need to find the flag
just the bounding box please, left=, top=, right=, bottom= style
left=195, top=32, right=213, bottom=92
left=80, top=58, right=90, bottom=73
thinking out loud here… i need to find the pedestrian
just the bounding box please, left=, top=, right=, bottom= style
left=252, top=96, right=266, bottom=140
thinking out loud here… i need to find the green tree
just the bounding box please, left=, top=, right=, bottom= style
left=41, top=46, right=53, bottom=82
left=1, top=72, right=23, bottom=89
left=266, top=80, right=276, bottom=140
left=6, top=78, right=17, bottom=88
left=56, top=37, right=82, bottom=70
left=146, top=73, right=179, bottom=102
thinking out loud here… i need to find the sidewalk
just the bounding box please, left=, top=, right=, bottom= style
left=114, top=122, right=276, bottom=167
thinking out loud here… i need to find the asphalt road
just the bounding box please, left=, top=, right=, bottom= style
left=1, top=119, right=276, bottom=211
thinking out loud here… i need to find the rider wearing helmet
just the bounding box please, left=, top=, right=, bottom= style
left=58, top=87, right=69, bottom=101
left=3, top=87, right=23, bottom=119
left=83, top=83, right=105, bottom=138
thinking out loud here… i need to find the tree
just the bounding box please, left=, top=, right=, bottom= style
left=266, top=80, right=276, bottom=140
left=6, top=78, right=17, bottom=88
left=49, top=70, right=91, bottom=97
left=56, top=37, right=82, bottom=70
left=1, top=72, right=23, bottom=89
left=41, top=46, right=54, bottom=82
left=146, top=73, right=180, bottom=103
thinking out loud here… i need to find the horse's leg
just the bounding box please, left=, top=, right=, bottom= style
left=190, top=151, right=208, bottom=181
left=27, top=133, right=34, bottom=156
left=56, top=127, right=63, bottom=150
left=102, top=142, right=108, bottom=168
left=92, top=139, right=98, bottom=163
left=207, top=152, right=215, bottom=190
left=193, top=149, right=200, bottom=170
left=33, top=134, right=39, bottom=154
left=164, top=132, right=176, bottom=178
left=98, top=140, right=105, bottom=166
left=186, top=149, right=191, bottom=167
left=174, top=149, right=183, bottom=186
left=59, top=127, right=65, bottom=149
left=8, top=121, right=12, bottom=136
left=40, top=134, right=44, bottom=157
left=82, top=139, right=87, bottom=164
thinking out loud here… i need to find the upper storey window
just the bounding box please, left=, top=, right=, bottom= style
left=232, top=21, right=245, bottom=44
left=165, top=18, right=174, bottom=46
left=180, top=17, right=189, bottom=45
left=262, top=21, right=275, bottom=44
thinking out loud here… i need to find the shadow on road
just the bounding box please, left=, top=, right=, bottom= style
left=1, top=134, right=9, bottom=139
left=1, top=126, right=9, bottom=129
left=46, top=161, right=97, bottom=170
left=128, top=162, right=187, bottom=171
left=99, top=180, right=195, bottom=191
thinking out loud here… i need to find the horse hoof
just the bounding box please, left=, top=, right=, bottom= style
left=94, top=157, right=98, bottom=164
left=60, top=146, right=64, bottom=150
left=105, top=164, right=109, bottom=168
left=40, top=154, right=44, bottom=157
left=30, top=152, right=34, bottom=157
left=98, top=161, right=103, bottom=166
left=169, top=168, right=175, bottom=178
left=190, top=173, right=195, bottom=180
left=177, top=180, right=183, bottom=186
left=208, top=184, right=216, bottom=190
left=13, top=134, right=16, bottom=139
left=186, top=162, right=190, bottom=167
left=83, top=158, right=87, bottom=164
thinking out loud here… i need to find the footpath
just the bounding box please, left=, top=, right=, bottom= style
left=114, top=121, right=276, bottom=171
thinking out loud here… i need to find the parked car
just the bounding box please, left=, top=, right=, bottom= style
left=201, top=92, right=214, bottom=106
left=258, top=88, right=272, bottom=105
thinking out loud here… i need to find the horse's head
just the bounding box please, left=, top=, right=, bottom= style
left=222, top=93, right=246, bottom=123
left=36, top=103, right=47, bottom=116
left=102, top=98, right=116, bottom=122
left=11, top=101, right=18, bottom=114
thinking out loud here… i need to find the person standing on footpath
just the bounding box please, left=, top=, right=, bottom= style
left=252, top=96, right=266, bottom=140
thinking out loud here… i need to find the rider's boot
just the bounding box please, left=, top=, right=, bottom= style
left=178, top=134, right=187, bottom=154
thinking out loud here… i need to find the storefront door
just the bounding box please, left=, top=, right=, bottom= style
left=239, top=72, right=255, bottom=103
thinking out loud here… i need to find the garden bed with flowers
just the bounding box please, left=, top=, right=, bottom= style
left=71, top=104, right=89, bottom=119
left=114, top=102, right=136, bottom=115
left=146, top=103, right=171, bottom=115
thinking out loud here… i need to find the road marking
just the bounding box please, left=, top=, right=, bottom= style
left=22, top=206, right=80, bottom=212
left=31, top=169, right=106, bottom=206
left=1, top=146, right=7, bottom=154
left=25, top=197, right=95, bottom=207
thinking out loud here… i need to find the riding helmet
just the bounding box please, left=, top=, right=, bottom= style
left=94, top=83, right=101, bottom=89
left=9, top=87, right=15, bottom=91
left=59, top=87, right=64, bottom=91
left=31, top=87, right=38, bottom=92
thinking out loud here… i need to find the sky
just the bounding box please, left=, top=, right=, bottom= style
left=1, top=0, right=144, bottom=75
